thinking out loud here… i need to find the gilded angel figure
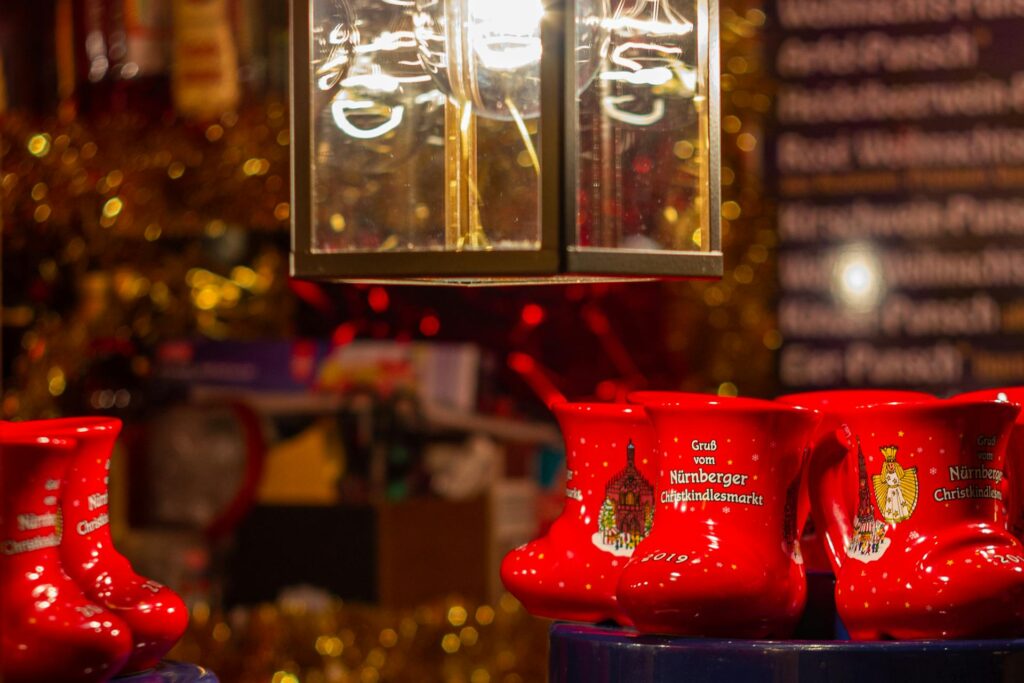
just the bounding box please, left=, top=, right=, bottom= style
left=872, top=445, right=918, bottom=524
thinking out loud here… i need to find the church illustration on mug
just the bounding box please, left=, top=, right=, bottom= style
left=595, top=440, right=655, bottom=556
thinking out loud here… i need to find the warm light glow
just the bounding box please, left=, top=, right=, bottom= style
left=832, top=245, right=885, bottom=311
left=412, top=0, right=606, bottom=120
left=469, top=0, right=545, bottom=71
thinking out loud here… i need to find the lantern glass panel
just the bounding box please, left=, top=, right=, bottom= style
left=309, top=0, right=547, bottom=255
left=574, top=0, right=710, bottom=254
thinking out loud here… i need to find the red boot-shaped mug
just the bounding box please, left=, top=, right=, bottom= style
left=778, top=391, right=935, bottom=573
left=0, top=430, right=133, bottom=682
left=5, top=418, right=189, bottom=672
left=501, top=403, right=658, bottom=625
left=808, top=398, right=1024, bottom=639
left=618, top=393, right=819, bottom=637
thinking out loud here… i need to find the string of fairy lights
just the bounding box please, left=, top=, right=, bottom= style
left=170, top=594, right=546, bottom=683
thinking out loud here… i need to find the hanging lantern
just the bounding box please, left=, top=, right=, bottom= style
left=290, top=0, right=721, bottom=284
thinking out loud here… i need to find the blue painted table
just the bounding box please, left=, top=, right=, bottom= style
left=550, top=623, right=1024, bottom=682
left=115, top=662, right=219, bottom=682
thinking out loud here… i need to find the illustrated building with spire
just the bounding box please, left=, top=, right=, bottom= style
left=848, top=437, right=889, bottom=560
left=597, top=440, right=655, bottom=551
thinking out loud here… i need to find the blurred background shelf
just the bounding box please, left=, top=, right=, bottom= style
left=189, top=385, right=561, bottom=445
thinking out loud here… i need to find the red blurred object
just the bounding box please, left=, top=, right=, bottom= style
left=331, top=322, right=359, bottom=348
left=4, top=419, right=189, bottom=672
left=778, top=390, right=935, bottom=573
left=288, top=279, right=334, bottom=315
left=419, top=314, right=441, bottom=337
left=581, top=305, right=645, bottom=390
left=618, top=393, right=818, bottom=637
left=501, top=403, right=658, bottom=625
left=368, top=287, right=390, bottom=313
left=521, top=304, right=545, bottom=327
left=0, top=429, right=132, bottom=683
left=290, top=340, right=319, bottom=383
left=808, top=398, right=1024, bottom=639
left=595, top=380, right=620, bottom=402
left=507, top=353, right=566, bottom=409
left=632, top=156, right=653, bottom=175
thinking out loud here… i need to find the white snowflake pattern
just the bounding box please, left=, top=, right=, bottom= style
left=929, top=467, right=937, bottom=476
left=908, top=531, right=921, bottom=540
left=722, top=506, right=732, bottom=514
left=751, top=453, right=760, bottom=462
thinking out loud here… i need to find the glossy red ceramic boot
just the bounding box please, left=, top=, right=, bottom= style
left=618, top=393, right=819, bottom=637
left=0, top=431, right=133, bottom=683
left=808, top=398, right=1024, bottom=639
left=956, top=388, right=1024, bottom=540
left=501, top=403, right=658, bottom=624
left=777, top=391, right=935, bottom=572
left=5, top=418, right=189, bottom=672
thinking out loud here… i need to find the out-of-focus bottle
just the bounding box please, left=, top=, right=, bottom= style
left=71, top=0, right=172, bottom=119
left=170, top=0, right=240, bottom=120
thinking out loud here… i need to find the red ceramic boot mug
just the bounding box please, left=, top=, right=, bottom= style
left=956, top=388, right=1024, bottom=541
left=778, top=391, right=935, bottom=572
left=4, top=418, right=189, bottom=672
left=617, top=393, right=819, bottom=637
left=501, top=403, right=658, bottom=625
left=0, top=430, right=133, bottom=683
left=808, top=399, right=1024, bottom=639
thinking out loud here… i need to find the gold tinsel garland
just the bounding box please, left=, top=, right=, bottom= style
left=1, top=103, right=296, bottom=419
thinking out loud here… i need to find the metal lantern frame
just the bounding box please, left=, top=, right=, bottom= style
left=289, top=0, right=722, bottom=283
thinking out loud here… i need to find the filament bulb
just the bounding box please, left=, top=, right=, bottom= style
left=319, top=0, right=445, bottom=172
left=413, top=0, right=609, bottom=120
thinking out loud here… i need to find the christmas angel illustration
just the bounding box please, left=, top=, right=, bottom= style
left=872, top=445, right=918, bottom=524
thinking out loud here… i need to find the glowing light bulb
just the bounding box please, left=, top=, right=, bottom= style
left=471, top=0, right=545, bottom=71
left=832, top=245, right=885, bottom=311
left=414, top=0, right=609, bottom=120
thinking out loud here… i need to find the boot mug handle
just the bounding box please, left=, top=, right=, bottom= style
left=807, top=423, right=858, bottom=575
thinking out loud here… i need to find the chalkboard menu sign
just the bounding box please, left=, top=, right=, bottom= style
left=768, top=1, right=1024, bottom=393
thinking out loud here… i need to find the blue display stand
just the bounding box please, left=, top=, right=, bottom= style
left=549, top=624, right=1024, bottom=683
left=115, top=662, right=219, bottom=682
